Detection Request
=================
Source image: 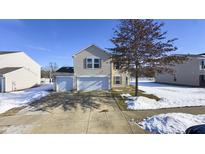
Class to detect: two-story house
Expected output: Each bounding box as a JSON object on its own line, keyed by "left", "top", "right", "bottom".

{"left": 155, "top": 53, "right": 205, "bottom": 87}
{"left": 54, "top": 44, "right": 130, "bottom": 92}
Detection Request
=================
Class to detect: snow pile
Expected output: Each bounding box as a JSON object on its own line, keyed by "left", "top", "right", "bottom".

{"left": 121, "top": 93, "right": 132, "bottom": 98}
{"left": 0, "top": 84, "right": 53, "bottom": 114}
{"left": 138, "top": 113, "right": 205, "bottom": 134}
{"left": 127, "top": 80, "right": 205, "bottom": 109}
{"left": 125, "top": 96, "right": 161, "bottom": 110}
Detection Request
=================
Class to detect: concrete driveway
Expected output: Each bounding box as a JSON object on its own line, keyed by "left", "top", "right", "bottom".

{"left": 0, "top": 91, "right": 145, "bottom": 134}
{"left": 2, "top": 91, "right": 204, "bottom": 134}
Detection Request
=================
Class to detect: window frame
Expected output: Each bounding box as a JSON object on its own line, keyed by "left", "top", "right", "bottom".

{"left": 94, "top": 58, "right": 100, "bottom": 68}
{"left": 114, "top": 76, "right": 122, "bottom": 85}
{"left": 201, "top": 60, "right": 205, "bottom": 70}
{"left": 202, "top": 75, "right": 205, "bottom": 82}
{"left": 85, "top": 57, "right": 101, "bottom": 69}
{"left": 86, "top": 58, "right": 93, "bottom": 69}
{"left": 114, "top": 62, "right": 120, "bottom": 70}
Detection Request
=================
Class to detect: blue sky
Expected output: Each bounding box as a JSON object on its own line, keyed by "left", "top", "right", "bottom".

{"left": 0, "top": 19, "right": 205, "bottom": 67}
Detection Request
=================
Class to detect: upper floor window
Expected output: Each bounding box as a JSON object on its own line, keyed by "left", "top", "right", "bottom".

{"left": 201, "top": 60, "right": 205, "bottom": 69}
{"left": 114, "top": 62, "right": 120, "bottom": 70}
{"left": 94, "top": 58, "right": 100, "bottom": 68}
{"left": 84, "top": 58, "right": 101, "bottom": 69}
{"left": 86, "top": 58, "right": 93, "bottom": 68}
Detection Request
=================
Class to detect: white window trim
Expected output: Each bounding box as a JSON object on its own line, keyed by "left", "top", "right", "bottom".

{"left": 201, "top": 59, "right": 205, "bottom": 70}
{"left": 86, "top": 57, "right": 101, "bottom": 69}
{"left": 94, "top": 58, "right": 101, "bottom": 69}
{"left": 86, "top": 58, "right": 93, "bottom": 69}
{"left": 114, "top": 76, "right": 122, "bottom": 85}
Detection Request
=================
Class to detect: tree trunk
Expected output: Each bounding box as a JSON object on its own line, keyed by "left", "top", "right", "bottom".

{"left": 135, "top": 68, "right": 138, "bottom": 96}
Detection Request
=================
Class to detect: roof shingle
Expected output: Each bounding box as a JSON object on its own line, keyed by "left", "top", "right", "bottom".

{"left": 56, "top": 67, "right": 74, "bottom": 73}
{"left": 0, "top": 67, "right": 22, "bottom": 75}
{"left": 0, "top": 51, "right": 19, "bottom": 55}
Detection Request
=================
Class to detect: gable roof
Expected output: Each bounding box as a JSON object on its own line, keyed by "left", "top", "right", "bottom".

{"left": 0, "top": 67, "right": 22, "bottom": 75}
{"left": 0, "top": 51, "right": 19, "bottom": 55}
{"left": 56, "top": 67, "right": 74, "bottom": 73}
{"left": 0, "top": 51, "right": 41, "bottom": 67}
{"left": 73, "top": 44, "right": 110, "bottom": 57}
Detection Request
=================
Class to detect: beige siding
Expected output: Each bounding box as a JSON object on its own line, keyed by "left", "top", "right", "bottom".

{"left": 4, "top": 68, "right": 40, "bottom": 92}
{"left": 74, "top": 45, "right": 111, "bottom": 76}
{"left": 155, "top": 57, "right": 205, "bottom": 86}
{"left": 111, "top": 63, "right": 130, "bottom": 87}
{"left": 73, "top": 45, "right": 130, "bottom": 89}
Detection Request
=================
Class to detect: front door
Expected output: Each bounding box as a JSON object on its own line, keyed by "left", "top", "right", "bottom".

{"left": 199, "top": 75, "right": 205, "bottom": 87}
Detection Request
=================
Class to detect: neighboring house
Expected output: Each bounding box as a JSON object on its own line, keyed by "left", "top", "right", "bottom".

{"left": 155, "top": 53, "right": 205, "bottom": 87}
{"left": 54, "top": 45, "right": 130, "bottom": 92}
{"left": 0, "top": 51, "right": 41, "bottom": 92}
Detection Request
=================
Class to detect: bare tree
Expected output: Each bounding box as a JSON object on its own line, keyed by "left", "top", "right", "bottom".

{"left": 42, "top": 62, "right": 59, "bottom": 82}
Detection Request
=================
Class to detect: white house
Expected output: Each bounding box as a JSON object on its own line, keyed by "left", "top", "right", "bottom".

{"left": 0, "top": 51, "right": 41, "bottom": 92}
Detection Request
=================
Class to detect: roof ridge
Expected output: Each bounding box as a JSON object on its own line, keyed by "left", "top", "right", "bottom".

{"left": 73, "top": 44, "right": 110, "bottom": 56}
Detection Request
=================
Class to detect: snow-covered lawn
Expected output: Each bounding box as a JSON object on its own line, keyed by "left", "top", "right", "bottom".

{"left": 0, "top": 84, "right": 53, "bottom": 114}
{"left": 138, "top": 113, "right": 205, "bottom": 134}
{"left": 126, "top": 80, "right": 205, "bottom": 110}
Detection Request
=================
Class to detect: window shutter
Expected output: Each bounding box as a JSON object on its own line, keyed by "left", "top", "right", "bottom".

{"left": 99, "top": 59, "right": 102, "bottom": 68}
{"left": 202, "top": 60, "right": 204, "bottom": 69}
{"left": 84, "top": 58, "right": 87, "bottom": 68}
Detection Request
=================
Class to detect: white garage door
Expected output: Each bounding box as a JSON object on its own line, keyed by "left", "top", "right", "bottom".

{"left": 77, "top": 76, "right": 109, "bottom": 91}
{"left": 55, "top": 76, "right": 73, "bottom": 92}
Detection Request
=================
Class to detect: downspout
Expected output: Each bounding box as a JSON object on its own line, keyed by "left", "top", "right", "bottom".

{"left": 0, "top": 76, "right": 5, "bottom": 93}
{"left": 110, "top": 59, "right": 112, "bottom": 90}
{"left": 72, "top": 55, "right": 77, "bottom": 91}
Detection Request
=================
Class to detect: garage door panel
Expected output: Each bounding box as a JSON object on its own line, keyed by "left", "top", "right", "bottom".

{"left": 77, "top": 76, "right": 109, "bottom": 91}
{"left": 56, "top": 76, "right": 73, "bottom": 92}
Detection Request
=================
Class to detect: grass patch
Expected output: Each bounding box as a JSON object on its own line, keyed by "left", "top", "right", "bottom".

{"left": 99, "top": 109, "right": 109, "bottom": 113}
{"left": 117, "top": 98, "right": 128, "bottom": 111}
{"left": 138, "top": 91, "right": 160, "bottom": 101}
{"left": 111, "top": 86, "right": 160, "bottom": 110}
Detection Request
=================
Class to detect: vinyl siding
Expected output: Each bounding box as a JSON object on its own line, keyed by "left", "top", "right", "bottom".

{"left": 73, "top": 45, "right": 111, "bottom": 76}
{"left": 0, "top": 52, "right": 41, "bottom": 84}
{"left": 111, "top": 62, "right": 130, "bottom": 87}
{"left": 155, "top": 57, "right": 205, "bottom": 86}
{"left": 4, "top": 68, "right": 40, "bottom": 92}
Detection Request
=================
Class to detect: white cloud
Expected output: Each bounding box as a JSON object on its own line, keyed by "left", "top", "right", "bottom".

{"left": 27, "top": 45, "right": 51, "bottom": 52}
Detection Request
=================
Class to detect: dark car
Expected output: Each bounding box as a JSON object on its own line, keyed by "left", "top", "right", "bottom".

{"left": 185, "top": 124, "right": 205, "bottom": 134}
